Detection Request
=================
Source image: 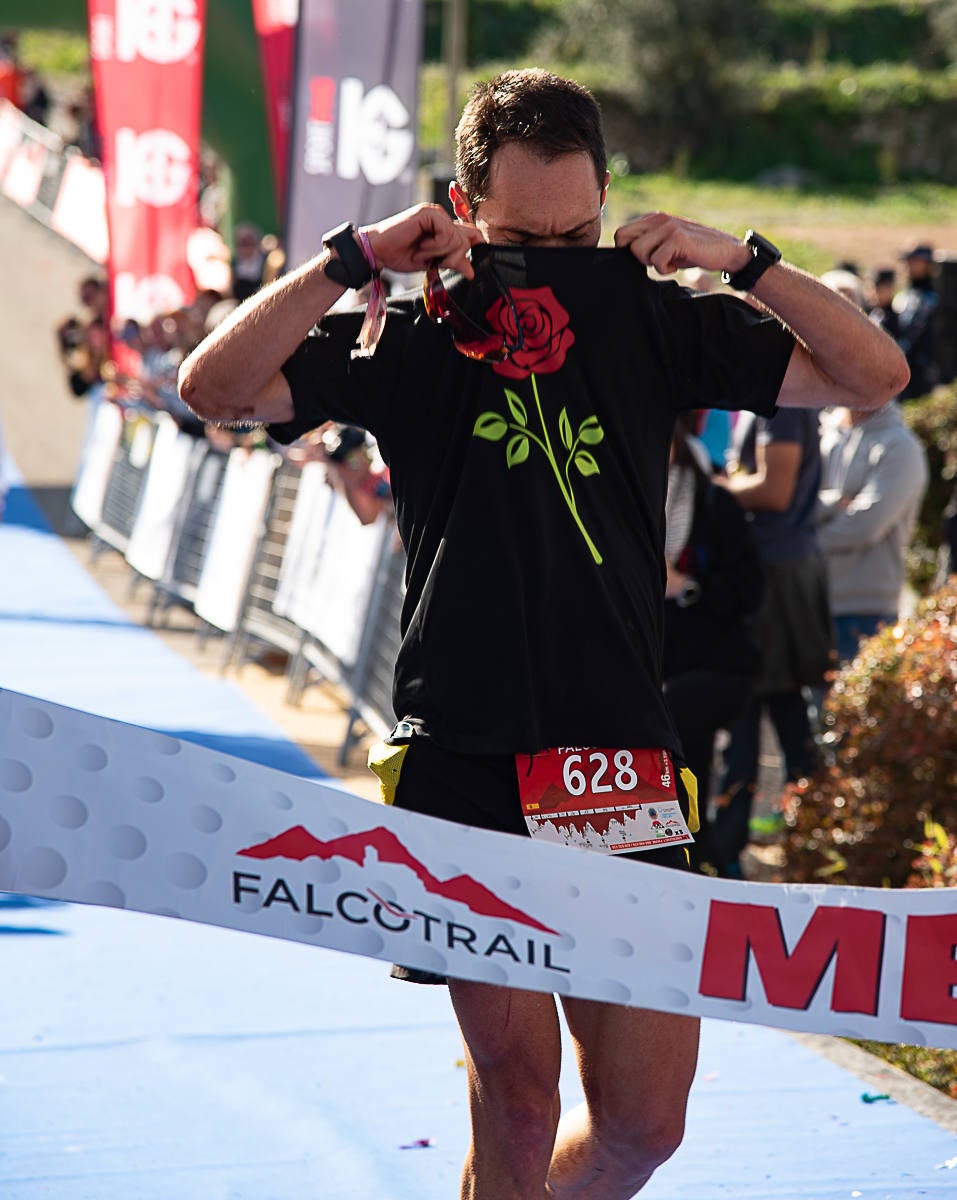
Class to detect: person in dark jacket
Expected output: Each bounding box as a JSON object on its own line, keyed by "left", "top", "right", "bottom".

{"left": 662, "top": 415, "right": 764, "bottom": 874}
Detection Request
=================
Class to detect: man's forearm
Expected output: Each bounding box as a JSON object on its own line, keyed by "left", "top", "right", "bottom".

{"left": 752, "top": 262, "right": 910, "bottom": 409}
{"left": 721, "top": 470, "right": 790, "bottom": 511}
{"left": 178, "top": 250, "right": 345, "bottom": 425}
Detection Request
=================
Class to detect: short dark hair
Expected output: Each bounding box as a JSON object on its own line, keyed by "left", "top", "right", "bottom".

{"left": 454, "top": 69, "right": 607, "bottom": 207}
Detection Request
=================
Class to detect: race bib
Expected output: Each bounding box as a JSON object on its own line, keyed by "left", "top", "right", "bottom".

{"left": 516, "top": 746, "right": 693, "bottom": 855}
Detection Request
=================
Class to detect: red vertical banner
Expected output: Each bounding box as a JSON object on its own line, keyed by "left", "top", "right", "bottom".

{"left": 251, "top": 0, "right": 298, "bottom": 220}
{"left": 88, "top": 0, "right": 206, "bottom": 322}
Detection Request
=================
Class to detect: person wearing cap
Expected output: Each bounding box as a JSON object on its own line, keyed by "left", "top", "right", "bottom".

{"left": 816, "top": 273, "right": 930, "bottom": 664}
{"left": 894, "top": 244, "right": 938, "bottom": 399}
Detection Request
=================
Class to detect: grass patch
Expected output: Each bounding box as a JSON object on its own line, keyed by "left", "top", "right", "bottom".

{"left": 601, "top": 174, "right": 957, "bottom": 273}
{"left": 607, "top": 173, "right": 957, "bottom": 229}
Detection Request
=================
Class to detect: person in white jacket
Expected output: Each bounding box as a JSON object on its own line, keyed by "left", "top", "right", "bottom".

{"left": 817, "top": 399, "right": 928, "bottom": 663}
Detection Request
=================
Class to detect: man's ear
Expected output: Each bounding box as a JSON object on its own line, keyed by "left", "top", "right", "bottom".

{"left": 449, "top": 182, "right": 473, "bottom": 223}
{"left": 600, "top": 170, "right": 611, "bottom": 208}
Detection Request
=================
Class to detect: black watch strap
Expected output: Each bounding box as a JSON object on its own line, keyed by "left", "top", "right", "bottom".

{"left": 322, "top": 222, "right": 374, "bottom": 290}
{"left": 722, "top": 230, "right": 782, "bottom": 292}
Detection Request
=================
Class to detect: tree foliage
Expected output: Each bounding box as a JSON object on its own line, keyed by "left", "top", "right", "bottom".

{"left": 534, "top": 0, "right": 773, "bottom": 164}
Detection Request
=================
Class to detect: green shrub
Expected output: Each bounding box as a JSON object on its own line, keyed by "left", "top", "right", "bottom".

{"left": 781, "top": 580, "right": 957, "bottom": 887}
{"left": 764, "top": 0, "right": 937, "bottom": 68}
{"left": 710, "top": 62, "right": 957, "bottom": 183}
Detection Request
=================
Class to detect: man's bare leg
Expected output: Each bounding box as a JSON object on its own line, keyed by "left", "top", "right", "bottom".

{"left": 449, "top": 978, "right": 564, "bottom": 1200}
{"left": 547, "top": 999, "right": 700, "bottom": 1199}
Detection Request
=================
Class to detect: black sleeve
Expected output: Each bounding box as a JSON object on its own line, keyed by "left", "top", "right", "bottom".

{"left": 266, "top": 302, "right": 415, "bottom": 445}
{"left": 656, "top": 284, "right": 795, "bottom": 418}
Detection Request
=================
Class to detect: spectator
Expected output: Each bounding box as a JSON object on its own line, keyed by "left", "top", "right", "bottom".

{"left": 816, "top": 270, "right": 930, "bottom": 663}
{"left": 63, "top": 84, "right": 100, "bottom": 161}
{"left": 820, "top": 268, "right": 863, "bottom": 310}
{"left": 868, "top": 267, "right": 900, "bottom": 340}
{"left": 662, "top": 415, "right": 764, "bottom": 874}
{"left": 817, "top": 402, "right": 928, "bottom": 663}
{"left": 56, "top": 314, "right": 109, "bottom": 398}
{"left": 19, "top": 67, "right": 51, "bottom": 125}
{"left": 713, "top": 402, "right": 833, "bottom": 877}
{"left": 0, "top": 32, "right": 20, "bottom": 105}
{"left": 321, "top": 424, "right": 393, "bottom": 525}
{"left": 134, "top": 315, "right": 204, "bottom": 435}
{"left": 895, "top": 244, "right": 938, "bottom": 400}
{"left": 78, "top": 275, "right": 108, "bottom": 321}
{"left": 187, "top": 225, "right": 232, "bottom": 296}
{"left": 230, "top": 223, "right": 268, "bottom": 303}
{"left": 260, "top": 233, "right": 287, "bottom": 287}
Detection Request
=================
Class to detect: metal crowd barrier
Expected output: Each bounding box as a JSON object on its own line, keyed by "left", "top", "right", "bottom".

{"left": 72, "top": 408, "right": 403, "bottom": 763}
{"left": 148, "top": 445, "right": 228, "bottom": 625}
{"left": 339, "top": 535, "right": 406, "bottom": 762}
{"left": 90, "top": 410, "right": 156, "bottom": 557}
{"left": 223, "top": 460, "right": 304, "bottom": 671}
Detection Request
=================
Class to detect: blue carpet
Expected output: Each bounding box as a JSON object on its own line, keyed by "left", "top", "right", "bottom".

{"left": 0, "top": 481, "right": 323, "bottom": 779}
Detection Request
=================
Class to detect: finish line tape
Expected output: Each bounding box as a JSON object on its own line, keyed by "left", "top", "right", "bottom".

{"left": 1, "top": 688, "right": 955, "bottom": 1049}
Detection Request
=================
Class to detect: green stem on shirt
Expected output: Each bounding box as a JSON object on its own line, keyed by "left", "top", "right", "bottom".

{"left": 531, "top": 373, "right": 602, "bottom": 565}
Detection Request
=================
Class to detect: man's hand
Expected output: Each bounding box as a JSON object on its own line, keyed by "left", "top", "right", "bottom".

{"left": 614, "top": 212, "right": 752, "bottom": 278}
{"left": 364, "top": 204, "right": 484, "bottom": 278}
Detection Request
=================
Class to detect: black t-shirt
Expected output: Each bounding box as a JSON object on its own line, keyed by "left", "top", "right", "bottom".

{"left": 270, "top": 244, "right": 795, "bottom": 756}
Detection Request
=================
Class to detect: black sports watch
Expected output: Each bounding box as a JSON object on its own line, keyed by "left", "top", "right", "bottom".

{"left": 722, "top": 230, "right": 782, "bottom": 292}
{"left": 322, "top": 222, "right": 374, "bottom": 289}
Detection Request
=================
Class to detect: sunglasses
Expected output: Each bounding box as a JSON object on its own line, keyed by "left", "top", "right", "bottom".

{"left": 423, "top": 261, "right": 525, "bottom": 363}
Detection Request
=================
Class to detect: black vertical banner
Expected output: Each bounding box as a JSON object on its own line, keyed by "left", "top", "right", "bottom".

{"left": 285, "top": 0, "right": 424, "bottom": 270}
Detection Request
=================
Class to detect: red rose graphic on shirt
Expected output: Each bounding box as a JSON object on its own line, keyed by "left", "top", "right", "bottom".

{"left": 485, "top": 287, "right": 575, "bottom": 379}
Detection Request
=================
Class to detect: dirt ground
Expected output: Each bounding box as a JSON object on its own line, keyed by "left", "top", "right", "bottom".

{"left": 776, "top": 221, "right": 957, "bottom": 274}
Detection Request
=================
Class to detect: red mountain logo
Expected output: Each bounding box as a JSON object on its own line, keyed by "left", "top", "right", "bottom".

{"left": 237, "top": 824, "right": 558, "bottom": 935}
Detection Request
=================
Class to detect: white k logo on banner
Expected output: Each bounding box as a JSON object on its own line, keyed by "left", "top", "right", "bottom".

{"left": 335, "top": 79, "right": 414, "bottom": 185}
{"left": 91, "top": 0, "right": 203, "bottom": 63}
{"left": 2, "top": 688, "right": 955, "bottom": 1051}
{"left": 113, "top": 272, "right": 186, "bottom": 323}
{"left": 116, "top": 0, "right": 203, "bottom": 63}
{"left": 114, "top": 127, "right": 193, "bottom": 207}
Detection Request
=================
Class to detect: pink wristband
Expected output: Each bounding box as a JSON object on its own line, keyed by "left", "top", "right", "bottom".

{"left": 357, "top": 229, "right": 379, "bottom": 275}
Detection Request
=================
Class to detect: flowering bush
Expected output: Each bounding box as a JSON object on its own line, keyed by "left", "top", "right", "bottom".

{"left": 906, "top": 819, "right": 957, "bottom": 889}
{"left": 782, "top": 580, "right": 957, "bottom": 887}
